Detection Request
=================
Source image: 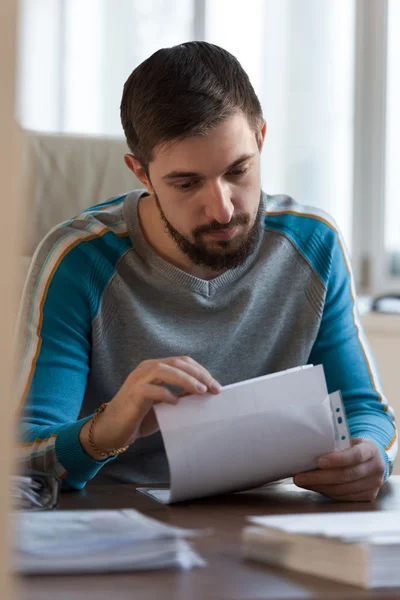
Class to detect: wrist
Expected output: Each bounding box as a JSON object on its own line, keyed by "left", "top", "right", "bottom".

{"left": 357, "top": 435, "right": 390, "bottom": 480}
{"left": 79, "top": 418, "right": 109, "bottom": 461}
{"left": 79, "top": 404, "right": 129, "bottom": 461}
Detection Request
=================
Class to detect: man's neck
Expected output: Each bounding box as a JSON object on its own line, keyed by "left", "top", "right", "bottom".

{"left": 137, "top": 194, "right": 225, "bottom": 281}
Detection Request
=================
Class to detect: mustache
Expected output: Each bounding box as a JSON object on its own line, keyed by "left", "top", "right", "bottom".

{"left": 193, "top": 214, "right": 250, "bottom": 237}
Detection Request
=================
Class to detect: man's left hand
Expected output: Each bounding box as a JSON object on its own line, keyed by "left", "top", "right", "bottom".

{"left": 293, "top": 438, "right": 385, "bottom": 501}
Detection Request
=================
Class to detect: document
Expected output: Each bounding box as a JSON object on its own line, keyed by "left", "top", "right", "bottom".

{"left": 243, "top": 511, "right": 400, "bottom": 588}
{"left": 248, "top": 510, "right": 400, "bottom": 541}
{"left": 13, "top": 509, "right": 206, "bottom": 574}
{"left": 139, "top": 365, "right": 350, "bottom": 503}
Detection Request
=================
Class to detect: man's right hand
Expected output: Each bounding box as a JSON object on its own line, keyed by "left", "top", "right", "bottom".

{"left": 79, "top": 356, "right": 221, "bottom": 460}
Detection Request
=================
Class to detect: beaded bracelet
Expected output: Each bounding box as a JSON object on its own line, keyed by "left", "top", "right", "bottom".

{"left": 88, "top": 402, "right": 129, "bottom": 458}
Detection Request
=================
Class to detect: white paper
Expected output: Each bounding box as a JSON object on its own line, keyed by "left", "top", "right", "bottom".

{"left": 13, "top": 509, "right": 206, "bottom": 574}
{"left": 248, "top": 511, "right": 400, "bottom": 542}
{"left": 154, "top": 365, "right": 349, "bottom": 503}
{"left": 138, "top": 488, "right": 172, "bottom": 504}
{"left": 16, "top": 538, "right": 205, "bottom": 574}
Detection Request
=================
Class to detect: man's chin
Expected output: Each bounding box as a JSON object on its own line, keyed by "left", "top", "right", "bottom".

{"left": 189, "top": 246, "right": 252, "bottom": 271}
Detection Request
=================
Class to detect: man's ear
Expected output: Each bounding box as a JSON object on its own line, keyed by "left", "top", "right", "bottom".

{"left": 256, "top": 121, "right": 267, "bottom": 152}
{"left": 124, "top": 154, "right": 153, "bottom": 193}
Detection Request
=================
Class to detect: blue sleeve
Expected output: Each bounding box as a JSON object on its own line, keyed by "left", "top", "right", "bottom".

{"left": 309, "top": 233, "right": 397, "bottom": 479}
{"left": 16, "top": 236, "right": 115, "bottom": 490}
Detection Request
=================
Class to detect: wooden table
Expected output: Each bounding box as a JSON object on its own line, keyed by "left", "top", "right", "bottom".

{"left": 18, "top": 476, "right": 400, "bottom": 600}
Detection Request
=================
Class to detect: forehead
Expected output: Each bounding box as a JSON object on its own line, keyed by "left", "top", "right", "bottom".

{"left": 150, "top": 113, "right": 257, "bottom": 176}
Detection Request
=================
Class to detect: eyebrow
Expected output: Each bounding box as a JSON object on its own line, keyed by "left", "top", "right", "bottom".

{"left": 162, "top": 153, "right": 256, "bottom": 180}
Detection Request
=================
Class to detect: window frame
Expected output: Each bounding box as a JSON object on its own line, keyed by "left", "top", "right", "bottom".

{"left": 352, "top": 0, "right": 400, "bottom": 296}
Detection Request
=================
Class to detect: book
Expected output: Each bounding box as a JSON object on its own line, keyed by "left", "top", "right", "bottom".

{"left": 138, "top": 365, "right": 350, "bottom": 503}
{"left": 13, "top": 509, "right": 206, "bottom": 574}
{"left": 242, "top": 511, "right": 400, "bottom": 589}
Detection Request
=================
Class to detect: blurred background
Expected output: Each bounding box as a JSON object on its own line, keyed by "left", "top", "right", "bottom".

{"left": 16, "top": 0, "right": 400, "bottom": 298}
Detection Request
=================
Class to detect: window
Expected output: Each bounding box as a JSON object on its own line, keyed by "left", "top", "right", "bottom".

{"left": 352, "top": 0, "right": 400, "bottom": 294}
{"left": 17, "top": 0, "right": 195, "bottom": 136}
{"left": 206, "top": 0, "right": 355, "bottom": 247}
{"left": 385, "top": 0, "right": 400, "bottom": 278}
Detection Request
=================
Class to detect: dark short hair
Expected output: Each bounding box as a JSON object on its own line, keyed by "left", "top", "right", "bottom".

{"left": 120, "top": 41, "right": 263, "bottom": 170}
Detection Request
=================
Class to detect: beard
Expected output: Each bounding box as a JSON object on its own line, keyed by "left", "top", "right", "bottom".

{"left": 153, "top": 191, "right": 264, "bottom": 272}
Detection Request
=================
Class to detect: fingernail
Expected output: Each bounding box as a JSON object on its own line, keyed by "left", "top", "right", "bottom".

{"left": 196, "top": 383, "right": 207, "bottom": 393}
{"left": 210, "top": 381, "right": 222, "bottom": 393}
{"left": 318, "top": 458, "right": 330, "bottom": 468}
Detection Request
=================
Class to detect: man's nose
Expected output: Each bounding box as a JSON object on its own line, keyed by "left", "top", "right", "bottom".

{"left": 203, "top": 181, "right": 234, "bottom": 224}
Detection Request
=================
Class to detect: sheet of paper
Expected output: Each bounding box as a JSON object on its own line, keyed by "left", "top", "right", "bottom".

{"left": 137, "top": 479, "right": 295, "bottom": 505}
{"left": 155, "top": 365, "right": 348, "bottom": 503}
{"left": 137, "top": 487, "right": 172, "bottom": 504}
{"left": 248, "top": 511, "right": 400, "bottom": 541}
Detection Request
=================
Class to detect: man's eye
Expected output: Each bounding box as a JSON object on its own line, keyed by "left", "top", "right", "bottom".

{"left": 176, "top": 180, "right": 198, "bottom": 191}
{"left": 227, "top": 166, "right": 249, "bottom": 177}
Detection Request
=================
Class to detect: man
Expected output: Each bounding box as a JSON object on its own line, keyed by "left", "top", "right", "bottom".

{"left": 17, "top": 42, "right": 396, "bottom": 500}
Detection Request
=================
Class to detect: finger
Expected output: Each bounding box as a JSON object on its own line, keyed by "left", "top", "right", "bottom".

{"left": 294, "top": 460, "right": 373, "bottom": 487}
{"left": 141, "top": 383, "right": 179, "bottom": 404}
{"left": 138, "top": 408, "right": 159, "bottom": 438}
{"left": 163, "top": 357, "right": 221, "bottom": 393}
{"left": 331, "top": 487, "right": 381, "bottom": 502}
{"left": 318, "top": 440, "right": 375, "bottom": 469}
{"left": 295, "top": 472, "right": 383, "bottom": 498}
{"left": 145, "top": 362, "right": 210, "bottom": 395}
{"left": 130, "top": 384, "right": 179, "bottom": 422}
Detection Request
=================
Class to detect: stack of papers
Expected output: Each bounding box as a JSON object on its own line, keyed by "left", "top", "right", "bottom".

{"left": 243, "top": 511, "right": 400, "bottom": 589}
{"left": 140, "top": 365, "right": 350, "bottom": 503}
{"left": 13, "top": 509, "right": 206, "bottom": 574}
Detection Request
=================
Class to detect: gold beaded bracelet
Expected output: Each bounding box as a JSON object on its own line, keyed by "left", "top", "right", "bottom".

{"left": 88, "top": 402, "right": 129, "bottom": 458}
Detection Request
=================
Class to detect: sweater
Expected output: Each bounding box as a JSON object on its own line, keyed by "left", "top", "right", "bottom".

{"left": 16, "top": 190, "right": 397, "bottom": 488}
